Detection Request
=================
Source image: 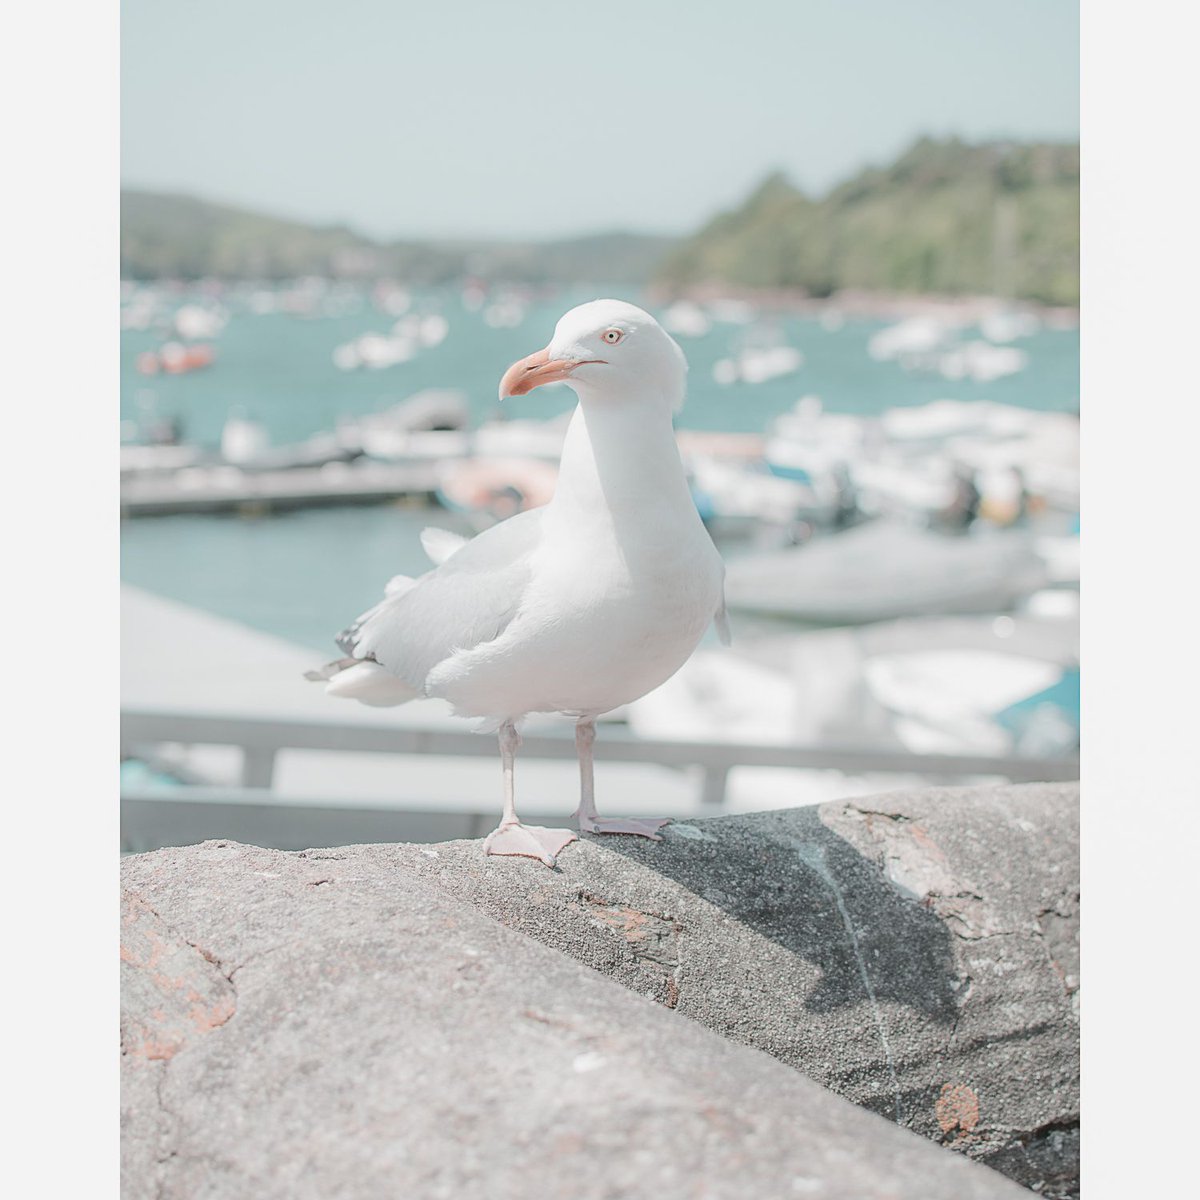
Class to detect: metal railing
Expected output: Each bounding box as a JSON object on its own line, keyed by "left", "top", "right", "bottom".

{"left": 121, "top": 707, "right": 1080, "bottom": 809}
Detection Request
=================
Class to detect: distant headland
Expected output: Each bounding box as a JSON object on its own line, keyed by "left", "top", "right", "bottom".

{"left": 122, "top": 137, "right": 1078, "bottom": 307}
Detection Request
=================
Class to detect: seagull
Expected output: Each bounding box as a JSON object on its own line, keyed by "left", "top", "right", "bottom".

{"left": 307, "top": 299, "right": 730, "bottom": 867}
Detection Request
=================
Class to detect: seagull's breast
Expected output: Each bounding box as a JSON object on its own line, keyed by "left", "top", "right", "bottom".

{"left": 427, "top": 516, "right": 722, "bottom": 719}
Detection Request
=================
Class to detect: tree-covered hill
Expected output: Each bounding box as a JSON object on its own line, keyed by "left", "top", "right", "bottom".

{"left": 120, "top": 190, "right": 677, "bottom": 285}
{"left": 123, "top": 139, "right": 1078, "bottom": 303}
{"left": 654, "top": 139, "right": 1079, "bottom": 306}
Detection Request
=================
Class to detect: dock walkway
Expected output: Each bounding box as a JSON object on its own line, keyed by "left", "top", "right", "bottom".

{"left": 120, "top": 460, "right": 441, "bottom": 516}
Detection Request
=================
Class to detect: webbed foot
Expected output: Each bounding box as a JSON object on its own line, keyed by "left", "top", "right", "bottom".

{"left": 483, "top": 822, "right": 578, "bottom": 868}
{"left": 578, "top": 816, "right": 670, "bottom": 840}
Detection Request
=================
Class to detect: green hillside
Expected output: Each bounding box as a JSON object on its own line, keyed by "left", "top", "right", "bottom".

{"left": 655, "top": 138, "right": 1079, "bottom": 305}
{"left": 120, "top": 190, "right": 676, "bottom": 284}
{"left": 123, "top": 139, "right": 1078, "bottom": 302}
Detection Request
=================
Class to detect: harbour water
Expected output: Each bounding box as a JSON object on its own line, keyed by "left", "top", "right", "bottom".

{"left": 122, "top": 285, "right": 1079, "bottom": 445}
{"left": 121, "top": 283, "right": 1078, "bottom": 650}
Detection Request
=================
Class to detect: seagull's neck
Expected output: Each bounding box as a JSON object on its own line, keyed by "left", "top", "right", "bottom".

{"left": 548, "top": 388, "right": 696, "bottom": 540}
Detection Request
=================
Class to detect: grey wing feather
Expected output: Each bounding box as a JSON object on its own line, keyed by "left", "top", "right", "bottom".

{"left": 335, "top": 604, "right": 385, "bottom": 657}
{"left": 336, "top": 508, "right": 543, "bottom": 691}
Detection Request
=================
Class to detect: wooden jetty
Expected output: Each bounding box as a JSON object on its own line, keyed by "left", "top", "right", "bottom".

{"left": 120, "top": 459, "right": 441, "bottom": 516}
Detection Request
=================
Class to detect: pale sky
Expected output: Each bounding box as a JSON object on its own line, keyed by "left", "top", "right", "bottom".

{"left": 121, "top": 0, "right": 1079, "bottom": 240}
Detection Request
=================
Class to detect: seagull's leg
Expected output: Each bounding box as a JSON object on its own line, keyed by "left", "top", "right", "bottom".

{"left": 483, "top": 719, "right": 578, "bottom": 868}
{"left": 572, "top": 718, "right": 670, "bottom": 840}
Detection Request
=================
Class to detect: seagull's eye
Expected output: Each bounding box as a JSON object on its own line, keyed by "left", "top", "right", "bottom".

{"left": 602, "top": 328, "right": 624, "bottom": 345}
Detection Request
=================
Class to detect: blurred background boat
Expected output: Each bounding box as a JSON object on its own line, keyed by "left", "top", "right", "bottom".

{"left": 724, "top": 520, "right": 1053, "bottom": 622}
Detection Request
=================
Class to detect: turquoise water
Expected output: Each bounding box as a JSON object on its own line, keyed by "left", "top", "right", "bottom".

{"left": 122, "top": 505, "right": 481, "bottom": 653}
{"left": 121, "top": 286, "right": 1079, "bottom": 445}
{"left": 121, "top": 286, "right": 1078, "bottom": 651}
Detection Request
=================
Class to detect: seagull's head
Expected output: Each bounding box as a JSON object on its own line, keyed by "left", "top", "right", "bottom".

{"left": 499, "top": 299, "right": 687, "bottom": 410}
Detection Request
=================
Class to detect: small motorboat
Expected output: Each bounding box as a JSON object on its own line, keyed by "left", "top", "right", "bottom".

{"left": 136, "top": 342, "right": 216, "bottom": 375}
{"left": 724, "top": 519, "right": 1048, "bottom": 624}
{"left": 661, "top": 301, "right": 712, "bottom": 338}
{"left": 713, "top": 343, "right": 804, "bottom": 385}
{"left": 340, "top": 391, "right": 470, "bottom": 460}
{"left": 436, "top": 457, "right": 558, "bottom": 520}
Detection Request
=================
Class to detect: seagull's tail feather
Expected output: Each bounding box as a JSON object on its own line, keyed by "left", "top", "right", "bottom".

{"left": 304, "top": 657, "right": 359, "bottom": 683}
{"left": 304, "top": 658, "right": 419, "bottom": 707}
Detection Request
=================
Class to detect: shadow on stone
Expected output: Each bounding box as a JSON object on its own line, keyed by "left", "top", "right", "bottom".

{"left": 383, "top": 783, "right": 1079, "bottom": 1199}
{"left": 593, "top": 806, "right": 961, "bottom": 1024}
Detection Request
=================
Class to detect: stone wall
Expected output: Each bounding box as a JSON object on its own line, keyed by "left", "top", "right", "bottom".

{"left": 121, "top": 782, "right": 1077, "bottom": 1198}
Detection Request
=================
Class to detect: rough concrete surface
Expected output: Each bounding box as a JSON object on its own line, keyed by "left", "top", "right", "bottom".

{"left": 390, "top": 782, "right": 1080, "bottom": 1198}
{"left": 122, "top": 836, "right": 1029, "bottom": 1200}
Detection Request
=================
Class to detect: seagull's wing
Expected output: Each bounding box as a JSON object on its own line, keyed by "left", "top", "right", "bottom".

{"left": 337, "top": 507, "right": 544, "bottom": 692}
{"left": 419, "top": 526, "right": 468, "bottom": 566}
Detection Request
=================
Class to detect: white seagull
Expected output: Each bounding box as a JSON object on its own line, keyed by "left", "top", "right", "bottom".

{"left": 307, "top": 299, "right": 730, "bottom": 867}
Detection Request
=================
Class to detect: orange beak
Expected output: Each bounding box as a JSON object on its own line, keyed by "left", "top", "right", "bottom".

{"left": 499, "top": 346, "right": 585, "bottom": 399}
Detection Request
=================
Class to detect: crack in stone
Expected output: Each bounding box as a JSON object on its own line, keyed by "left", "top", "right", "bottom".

{"left": 848, "top": 806, "right": 915, "bottom": 824}
{"left": 129, "top": 890, "right": 239, "bottom": 986}
{"left": 121, "top": 891, "right": 241, "bottom": 1066}
{"left": 150, "top": 1060, "right": 183, "bottom": 1199}
{"left": 124, "top": 897, "right": 292, "bottom": 1196}
{"left": 789, "top": 839, "right": 905, "bottom": 1125}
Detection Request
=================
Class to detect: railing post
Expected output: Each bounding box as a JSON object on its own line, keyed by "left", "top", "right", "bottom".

{"left": 241, "top": 747, "right": 277, "bottom": 789}
{"left": 700, "top": 766, "right": 730, "bottom": 809}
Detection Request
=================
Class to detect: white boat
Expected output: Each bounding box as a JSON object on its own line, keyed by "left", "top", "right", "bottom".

{"left": 713, "top": 343, "right": 804, "bottom": 385}
{"left": 884, "top": 401, "right": 1079, "bottom": 512}
{"left": 689, "top": 456, "right": 836, "bottom": 527}
{"left": 120, "top": 443, "right": 204, "bottom": 475}
{"left": 979, "top": 310, "right": 1040, "bottom": 343}
{"left": 390, "top": 312, "right": 449, "bottom": 348}
{"left": 333, "top": 331, "right": 417, "bottom": 370}
{"left": 870, "top": 316, "right": 1028, "bottom": 381}
{"left": 769, "top": 397, "right": 866, "bottom": 451}
{"left": 172, "top": 303, "right": 227, "bottom": 341}
{"left": 864, "top": 649, "right": 1063, "bottom": 755}
{"left": 724, "top": 520, "right": 1048, "bottom": 623}
{"left": 764, "top": 397, "right": 867, "bottom": 505}
{"left": 849, "top": 457, "right": 958, "bottom": 519}
{"left": 217, "top": 429, "right": 363, "bottom": 472}
{"left": 629, "top": 608, "right": 1077, "bottom": 763}
{"left": 220, "top": 415, "right": 271, "bottom": 465}
{"left": 927, "top": 340, "right": 1029, "bottom": 383}
{"left": 662, "top": 301, "right": 712, "bottom": 338}
{"left": 880, "top": 399, "right": 1035, "bottom": 445}
{"left": 472, "top": 414, "right": 571, "bottom": 461}
{"left": 867, "top": 316, "right": 957, "bottom": 361}
{"left": 337, "top": 390, "right": 469, "bottom": 460}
